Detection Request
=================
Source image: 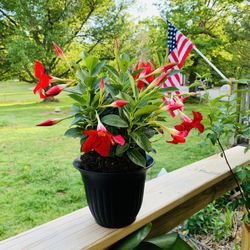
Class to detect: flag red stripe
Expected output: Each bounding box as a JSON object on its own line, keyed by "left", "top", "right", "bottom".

{"left": 178, "top": 38, "right": 188, "bottom": 57}
{"left": 169, "top": 50, "right": 179, "bottom": 63}
{"left": 175, "top": 73, "right": 181, "bottom": 84}
{"left": 178, "top": 43, "right": 194, "bottom": 68}
{"left": 176, "top": 33, "right": 182, "bottom": 43}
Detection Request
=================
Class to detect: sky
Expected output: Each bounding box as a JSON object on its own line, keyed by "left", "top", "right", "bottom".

{"left": 127, "top": 0, "right": 160, "bottom": 20}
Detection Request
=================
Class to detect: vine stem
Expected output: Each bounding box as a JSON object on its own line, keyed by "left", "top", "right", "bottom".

{"left": 217, "top": 138, "right": 250, "bottom": 215}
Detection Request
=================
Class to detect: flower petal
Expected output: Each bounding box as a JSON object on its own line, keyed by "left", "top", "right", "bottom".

{"left": 34, "top": 61, "right": 44, "bottom": 78}
{"left": 167, "top": 135, "right": 186, "bottom": 144}
{"left": 112, "top": 135, "right": 125, "bottom": 146}
{"left": 81, "top": 135, "right": 97, "bottom": 153}
{"left": 192, "top": 111, "right": 203, "bottom": 122}
{"left": 94, "top": 135, "right": 111, "bottom": 157}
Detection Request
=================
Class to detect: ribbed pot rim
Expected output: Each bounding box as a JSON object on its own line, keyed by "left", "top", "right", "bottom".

{"left": 73, "top": 154, "right": 154, "bottom": 175}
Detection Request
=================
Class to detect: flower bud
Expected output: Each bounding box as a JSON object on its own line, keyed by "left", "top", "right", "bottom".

{"left": 100, "top": 78, "right": 104, "bottom": 90}
{"left": 36, "top": 119, "right": 62, "bottom": 126}
{"left": 53, "top": 42, "right": 65, "bottom": 59}
{"left": 45, "top": 84, "right": 67, "bottom": 97}
{"left": 110, "top": 100, "right": 129, "bottom": 107}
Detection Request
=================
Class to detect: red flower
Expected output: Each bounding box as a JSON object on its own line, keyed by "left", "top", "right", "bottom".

{"left": 53, "top": 42, "right": 65, "bottom": 59}
{"left": 167, "top": 134, "right": 186, "bottom": 144}
{"left": 33, "top": 61, "right": 53, "bottom": 99}
{"left": 110, "top": 100, "right": 129, "bottom": 107}
{"left": 45, "top": 84, "right": 66, "bottom": 97}
{"left": 82, "top": 118, "right": 125, "bottom": 157}
{"left": 36, "top": 119, "right": 61, "bottom": 126}
{"left": 134, "top": 61, "right": 154, "bottom": 89}
{"left": 166, "top": 98, "right": 184, "bottom": 117}
{"left": 191, "top": 111, "right": 204, "bottom": 133}
{"left": 165, "top": 127, "right": 187, "bottom": 144}
{"left": 175, "top": 111, "right": 204, "bottom": 136}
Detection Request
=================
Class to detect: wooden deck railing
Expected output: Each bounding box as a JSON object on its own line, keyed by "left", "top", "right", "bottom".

{"left": 1, "top": 145, "right": 250, "bottom": 250}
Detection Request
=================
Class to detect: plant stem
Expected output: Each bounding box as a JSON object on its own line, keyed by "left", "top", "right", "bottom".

{"left": 217, "top": 138, "right": 250, "bottom": 214}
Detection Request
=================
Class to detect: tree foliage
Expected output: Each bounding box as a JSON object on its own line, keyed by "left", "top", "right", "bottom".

{"left": 0, "top": 0, "right": 130, "bottom": 82}
{"left": 151, "top": 0, "right": 249, "bottom": 82}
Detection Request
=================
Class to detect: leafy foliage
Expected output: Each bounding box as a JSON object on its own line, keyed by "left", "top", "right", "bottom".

{"left": 185, "top": 201, "right": 234, "bottom": 242}
{"left": 111, "top": 223, "right": 193, "bottom": 250}
{"left": 236, "top": 165, "right": 250, "bottom": 221}
{"left": 0, "top": 0, "right": 129, "bottom": 81}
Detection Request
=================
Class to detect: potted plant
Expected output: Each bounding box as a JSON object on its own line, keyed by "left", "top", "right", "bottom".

{"left": 33, "top": 41, "right": 204, "bottom": 228}
{"left": 202, "top": 82, "right": 250, "bottom": 248}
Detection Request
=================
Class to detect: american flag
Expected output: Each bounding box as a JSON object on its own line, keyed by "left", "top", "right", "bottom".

{"left": 163, "top": 20, "right": 194, "bottom": 89}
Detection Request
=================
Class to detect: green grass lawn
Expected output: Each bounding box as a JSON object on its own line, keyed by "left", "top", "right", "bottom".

{"left": 0, "top": 80, "right": 218, "bottom": 240}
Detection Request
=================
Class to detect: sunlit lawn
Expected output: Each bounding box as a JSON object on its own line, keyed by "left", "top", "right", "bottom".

{"left": 0, "top": 80, "right": 218, "bottom": 240}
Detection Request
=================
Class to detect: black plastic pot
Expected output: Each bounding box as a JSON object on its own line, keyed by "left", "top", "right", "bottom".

{"left": 73, "top": 155, "right": 154, "bottom": 228}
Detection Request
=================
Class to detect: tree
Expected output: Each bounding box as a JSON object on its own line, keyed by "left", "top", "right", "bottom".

{"left": 0, "top": 0, "right": 130, "bottom": 82}
{"left": 154, "top": 0, "right": 249, "bottom": 83}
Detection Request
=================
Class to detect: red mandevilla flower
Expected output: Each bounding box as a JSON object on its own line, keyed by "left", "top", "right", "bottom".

{"left": 33, "top": 61, "right": 53, "bottom": 99}
{"left": 45, "top": 84, "right": 66, "bottom": 97}
{"left": 167, "top": 134, "right": 186, "bottom": 144}
{"left": 82, "top": 117, "right": 125, "bottom": 157}
{"left": 175, "top": 111, "right": 204, "bottom": 136}
{"left": 134, "top": 61, "right": 154, "bottom": 89}
{"left": 166, "top": 99, "right": 184, "bottom": 118}
{"left": 165, "top": 127, "right": 188, "bottom": 144}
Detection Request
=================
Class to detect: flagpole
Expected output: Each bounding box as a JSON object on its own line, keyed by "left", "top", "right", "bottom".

{"left": 193, "top": 46, "right": 229, "bottom": 82}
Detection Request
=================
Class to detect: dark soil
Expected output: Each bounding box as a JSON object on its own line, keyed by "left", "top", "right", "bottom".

{"left": 79, "top": 151, "right": 141, "bottom": 173}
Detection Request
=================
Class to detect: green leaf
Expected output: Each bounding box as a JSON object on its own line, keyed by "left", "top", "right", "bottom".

{"left": 116, "top": 91, "right": 134, "bottom": 105}
{"left": 92, "top": 61, "right": 105, "bottom": 76}
{"left": 128, "top": 73, "right": 138, "bottom": 99}
{"left": 158, "top": 87, "right": 179, "bottom": 92}
{"left": 127, "top": 149, "right": 146, "bottom": 167}
{"left": 146, "top": 233, "right": 193, "bottom": 250}
{"left": 82, "top": 92, "right": 91, "bottom": 106}
{"left": 105, "top": 65, "right": 119, "bottom": 79}
{"left": 134, "top": 105, "right": 159, "bottom": 117}
{"left": 135, "top": 242, "right": 161, "bottom": 250}
{"left": 188, "top": 81, "right": 201, "bottom": 88}
{"left": 111, "top": 224, "right": 152, "bottom": 250}
{"left": 210, "top": 95, "right": 228, "bottom": 105}
{"left": 131, "top": 131, "right": 152, "bottom": 152}
{"left": 84, "top": 56, "right": 99, "bottom": 74}
{"left": 71, "top": 116, "right": 83, "bottom": 125}
{"left": 207, "top": 133, "right": 217, "bottom": 145}
{"left": 101, "top": 114, "right": 128, "bottom": 128}
{"left": 168, "top": 69, "right": 180, "bottom": 76}
{"left": 139, "top": 128, "right": 156, "bottom": 139}
{"left": 64, "top": 87, "right": 82, "bottom": 95}
{"left": 84, "top": 76, "right": 97, "bottom": 88}
{"left": 76, "top": 69, "right": 88, "bottom": 83}
{"left": 64, "top": 127, "right": 83, "bottom": 138}
{"left": 116, "top": 143, "right": 129, "bottom": 157}
{"left": 71, "top": 104, "right": 81, "bottom": 115}
{"left": 68, "top": 93, "right": 83, "bottom": 103}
